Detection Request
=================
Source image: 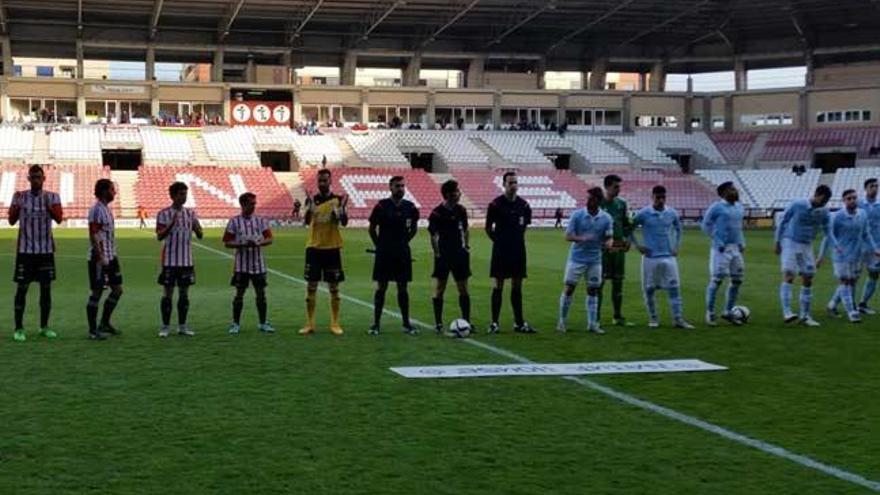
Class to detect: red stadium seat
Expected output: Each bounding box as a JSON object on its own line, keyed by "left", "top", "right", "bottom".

{"left": 0, "top": 164, "right": 115, "bottom": 219}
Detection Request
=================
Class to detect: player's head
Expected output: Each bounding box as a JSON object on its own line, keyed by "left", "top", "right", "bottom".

{"left": 441, "top": 179, "right": 460, "bottom": 204}
{"left": 843, "top": 188, "right": 858, "bottom": 211}
{"left": 502, "top": 171, "right": 518, "bottom": 197}
{"left": 317, "top": 169, "right": 332, "bottom": 194}
{"left": 27, "top": 165, "right": 45, "bottom": 191}
{"left": 651, "top": 185, "right": 667, "bottom": 209}
{"left": 865, "top": 178, "right": 878, "bottom": 199}
{"left": 389, "top": 175, "right": 406, "bottom": 200}
{"left": 169, "top": 181, "right": 188, "bottom": 207}
{"left": 239, "top": 192, "right": 256, "bottom": 216}
{"left": 717, "top": 181, "right": 739, "bottom": 203}
{"left": 811, "top": 185, "right": 832, "bottom": 207}
{"left": 586, "top": 187, "right": 604, "bottom": 210}
{"left": 603, "top": 174, "right": 622, "bottom": 199}
{"left": 94, "top": 178, "right": 116, "bottom": 203}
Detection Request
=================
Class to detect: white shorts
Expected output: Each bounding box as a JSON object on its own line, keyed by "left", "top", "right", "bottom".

{"left": 863, "top": 249, "right": 880, "bottom": 273}
{"left": 564, "top": 260, "right": 603, "bottom": 288}
{"left": 709, "top": 245, "right": 745, "bottom": 280}
{"left": 780, "top": 239, "right": 816, "bottom": 276}
{"left": 833, "top": 261, "right": 862, "bottom": 280}
{"left": 641, "top": 256, "right": 681, "bottom": 291}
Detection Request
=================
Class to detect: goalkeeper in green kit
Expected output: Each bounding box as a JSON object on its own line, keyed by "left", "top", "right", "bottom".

{"left": 599, "top": 174, "right": 634, "bottom": 326}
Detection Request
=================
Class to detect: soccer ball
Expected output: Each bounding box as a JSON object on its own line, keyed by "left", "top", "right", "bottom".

{"left": 447, "top": 319, "right": 472, "bottom": 338}
{"left": 730, "top": 305, "right": 751, "bottom": 323}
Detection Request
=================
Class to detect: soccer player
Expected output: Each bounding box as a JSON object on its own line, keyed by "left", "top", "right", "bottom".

{"left": 224, "top": 192, "right": 274, "bottom": 335}
{"left": 428, "top": 179, "right": 471, "bottom": 333}
{"left": 774, "top": 185, "right": 832, "bottom": 327}
{"left": 598, "top": 174, "right": 634, "bottom": 327}
{"left": 486, "top": 171, "right": 535, "bottom": 334}
{"left": 368, "top": 176, "right": 419, "bottom": 336}
{"left": 155, "top": 182, "right": 203, "bottom": 337}
{"left": 300, "top": 169, "right": 348, "bottom": 336}
{"left": 557, "top": 187, "right": 613, "bottom": 334}
{"left": 702, "top": 181, "right": 746, "bottom": 326}
{"left": 628, "top": 185, "right": 695, "bottom": 329}
{"left": 86, "top": 179, "right": 123, "bottom": 340}
{"left": 858, "top": 178, "right": 880, "bottom": 313}
{"left": 820, "top": 189, "right": 879, "bottom": 323}
{"left": 8, "top": 165, "right": 63, "bottom": 342}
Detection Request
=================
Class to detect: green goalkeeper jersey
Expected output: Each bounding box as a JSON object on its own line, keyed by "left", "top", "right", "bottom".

{"left": 600, "top": 196, "right": 632, "bottom": 241}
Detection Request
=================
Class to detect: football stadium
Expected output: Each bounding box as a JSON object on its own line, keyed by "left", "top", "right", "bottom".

{"left": 1, "top": 0, "right": 879, "bottom": 493}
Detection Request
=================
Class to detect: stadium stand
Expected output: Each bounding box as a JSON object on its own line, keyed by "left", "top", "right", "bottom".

{"left": 0, "top": 126, "right": 35, "bottom": 161}
{"left": 831, "top": 167, "right": 880, "bottom": 199}
{"left": 735, "top": 168, "right": 821, "bottom": 209}
{"left": 100, "top": 127, "right": 142, "bottom": 147}
{"left": 49, "top": 127, "right": 101, "bottom": 163}
{"left": 583, "top": 171, "right": 717, "bottom": 210}
{"left": 477, "top": 133, "right": 561, "bottom": 166}
{"left": 453, "top": 170, "right": 586, "bottom": 217}
{"left": 141, "top": 128, "right": 194, "bottom": 164}
{"left": 760, "top": 128, "right": 880, "bottom": 162}
{"left": 289, "top": 134, "right": 344, "bottom": 166}
{"left": 299, "top": 168, "right": 442, "bottom": 219}
{"left": 202, "top": 127, "right": 260, "bottom": 165}
{"left": 695, "top": 169, "right": 756, "bottom": 207}
{"left": 135, "top": 166, "right": 292, "bottom": 218}
{"left": 708, "top": 132, "right": 757, "bottom": 164}
{"left": 343, "top": 133, "right": 409, "bottom": 165}
{"left": 343, "top": 131, "right": 488, "bottom": 167}
{"left": 0, "top": 164, "right": 115, "bottom": 218}
{"left": 608, "top": 131, "right": 726, "bottom": 165}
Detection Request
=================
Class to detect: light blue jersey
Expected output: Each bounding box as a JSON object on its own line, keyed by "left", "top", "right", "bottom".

{"left": 566, "top": 207, "right": 613, "bottom": 265}
{"left": 775, "top": 199, "right": 831, "bottom": 244}
{"left": 630, "top": 205, "right": 682, "bottom": 259}
{"left": 820, "top": 208, "right": 877, "bottom": 263}
{"left": 860, "top": 197, "right": 880, "bottom": 253}
{"left": 701, "top": 200, "right": 745, "bottom": 249}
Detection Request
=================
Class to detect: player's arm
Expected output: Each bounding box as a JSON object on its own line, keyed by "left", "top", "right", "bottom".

{"left": 428, "top": 213, "right": 441, "bottom": 257}
{"left": 671, "top": 212, "right": 682, "bottom": 256}
{"left": 817, "top": 214, "right": 836, "bottom": 267}
{"left": 368, "top": 204, "right": 381, "bottom": 247}
{"left": 737, "top": 205, "right": 747, "bottom": 252}
{"left": 156, "top": 211, "right": 177, "bottom": 241}
{"left": 303, "top": 194, "right": 314, "bottom": 225}
{"left": 627, "top": 212, "right": 647, "bottom": 255}
{"left": 602, "top": 221, "right": 614, "bottom": 250}
{"left": 335, "top": 195, "right": 349, "bottom": 227}
{"left": 406, "top": 208, "right": 419, "bottom": 241}
{"left": 774, "top": 203, "right": 795, "bottom": 252}
{"left": 564, "top": 212, "right": 585, "bottom": 243}
{"left": 7, "top": 192, "right": 20, "bottom": 225}
{"left": 192, "top": 212, "right": 204, "bottom": 240}
{"left": 484, "top": 202, "right": 496, "bottom": 241}
{"left": 259, "top": 227, "right": 274, "bottom": 247}
{"left": 48, "top": 194, "right": 63, "bottom": 224}
{"left": 88, "top": 215, "right": 107, "bottom": 265}
{"left": 462, "top": 209, "right": 470, "bottom": 250}
{"left": 700, "top": 204, "right": 716, "bottom": 236}
{"left": 222, "top": 220, "right": 241, "bottom": 249}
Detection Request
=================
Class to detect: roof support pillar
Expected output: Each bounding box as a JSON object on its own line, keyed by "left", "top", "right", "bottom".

{"left": 145, "top": 44, "right": 156, "bottom": 81}
{"left": 649, "top": 61, "right": 665, "bottom": 92}
{"left": 588, "top": 58, "right": 607, "bottom": 90}
{"left": 212, "top": 48, "right": 224, "bottom": 82}
{"left": 466, "top": 56, "right": 484, "bottom": 88}
{"left": 734, "top": 58, "right": 747, "bottom": 91}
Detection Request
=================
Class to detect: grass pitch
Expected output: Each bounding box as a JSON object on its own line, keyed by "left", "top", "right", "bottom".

{"left": 0, "top": 226, "right": 877, "bottom": 494}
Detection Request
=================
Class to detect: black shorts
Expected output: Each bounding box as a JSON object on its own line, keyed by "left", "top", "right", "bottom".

{"left": 304, "top": 248, "right": 345, "bottom": 283}
{"left": 373, "top": 251, "right": 412, "bottom": 283}
{"left": 433, "top": 252, "right": 471, "bottom": 281}
{"left": 88, "top": 257, "right": 123, "bottom": 291}
{"left": 157, "top": 266, "right": 196, "bottom": 287}
{"left": 230, "top": 272, "right": 268, "bottom": 289}
{"left": 13, "top": 253, "right": 56, "bottom": 284}
{"left": 490, "top": 251, "right": 527, "bottom": 280}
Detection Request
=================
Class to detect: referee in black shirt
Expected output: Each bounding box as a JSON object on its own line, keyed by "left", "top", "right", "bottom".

{"left": 368, "top": 176, "right": 420, "bottom": 336}
{"left": 485, "top": 171, "right": 535, "bottom": 333}
{"left": 428, "top": 180, "right": 471, "bottom": 333}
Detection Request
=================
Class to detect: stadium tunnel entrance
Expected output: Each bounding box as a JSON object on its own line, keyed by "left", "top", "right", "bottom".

{"left": 813, "top": 148, "right": 857, "bottom": 174}
{"left": 261, "top": 151, "right": 293, "bottom": 172}
{"left": 103, "top": 149, "right": 142, "bottom": 170}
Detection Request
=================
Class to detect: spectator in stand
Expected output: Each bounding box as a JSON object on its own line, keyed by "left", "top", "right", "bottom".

{"left": 558, "top": 121, "right": 568, "bottom": 138}
{"left": 456, "top": 117, "right": 465, "bottom": 130}
{"left": 292, "top": 198, "right": 302, "bottom": 221}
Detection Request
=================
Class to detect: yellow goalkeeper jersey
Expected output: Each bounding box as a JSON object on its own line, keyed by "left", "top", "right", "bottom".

{"left": 306, "top": 193, "right": 345, "bottom": 249}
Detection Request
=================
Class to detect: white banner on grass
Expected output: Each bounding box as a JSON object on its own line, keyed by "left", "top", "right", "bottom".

{"left": 391, "top": 359, "right": 727, "bottom": 379}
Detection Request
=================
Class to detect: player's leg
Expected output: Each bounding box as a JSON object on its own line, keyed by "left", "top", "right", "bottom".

{"left": 302, "top": 281, "right": 318, "bottom": 334}
{"left": 609, "top": 252, "right": 629, "bottom": 325}
{"left": 586, "top": 263, "right": 604, "bottom": 333}
{"left": 705, "top": 248, "right": 725, "bottom": 325}
{"left": 664, "top": 258, "right": 693, "bottom": 329}
{"left": 230, "top": 277, "right": 247, "bottom": 334}
{"left": 397, "top": 280, "right": 415, "bottom": 335}
{"left": 326, "top": 249, "right": 344, "bottom": 335}
{"left": 799, "top": 274, "right": 818, "bottom": 326}
{"left": 641, "top": 258, "right": 659, "bottom": 327}
{"left": 177, "top": 284, "right": 193, "bottom": 335}
{"left": 100, "top": 284, "right": 123, "bottom": 336}
{"left": 859, "top": 262, "right": 879, "bottom": 313}
{"left": 779, "top": 241, "right": 799, "bottom": 322}
{"left": 489, "top": 277, "right": 504, "bottom": 333}
{"left": 510, "top": 277, "right": 533, "bottom": 332}
{"left": 254, "top": 277, "right": 272, "bottom": 333}
{"left": 454, "top": 278, "right": 471, "bottom": 324}
{"left": 432, "top": 276, "right": 448, "bottom": 332}
{"left": 326, "top": 281, "right": 342, "bottom": 335}
{"left": 38, "top": 281, "right": 55, "bottom": 338}
{"left": 370, "top": 280, "right": 388, "bottom": 335}
{"left": 558, "top": 260, "right": 581, "bottom": 332}
{"left": 722, "top": 250, "right": 744, "bottom": 324}
{"left": 159, "top": 283, "right": 174, "bottom": 337}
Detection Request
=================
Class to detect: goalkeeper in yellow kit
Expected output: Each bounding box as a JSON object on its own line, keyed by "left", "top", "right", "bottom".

{"left": 300, "top": 169, "right": 348, "bottom": 335}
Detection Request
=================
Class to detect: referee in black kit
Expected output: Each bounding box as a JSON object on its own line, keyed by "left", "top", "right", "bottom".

{"left": 485, "top": 171, "right": 535, "bottom": 334}
{"left": 428, "top": 179, "right": 472, "bottom": 333}
{"left": 368, "top": 175, "right": 420, "bottom": 336}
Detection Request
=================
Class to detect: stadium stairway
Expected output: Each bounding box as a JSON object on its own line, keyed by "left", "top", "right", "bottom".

{"left": 332, "top": 135, "right": 371, "bottom": 168}
{"left": 110, "top": 170, "right": 139, "bottom": 217}
{"left": 602, "top": 139, "right": 642, "bottom": 167}
{"left": 469, "top": 138, "right": 512, "bottom": 168}
{"left": 744, "top": 133, "right": 769, "bottom": 168}
{"left": 186, "top": 133, "right": 215, "bottom": 167}
{"left": 274, "top": 171, "right": 306, "bottom": 204}
{"left": 29, "top": 130, "right": 51, "bottom": 164}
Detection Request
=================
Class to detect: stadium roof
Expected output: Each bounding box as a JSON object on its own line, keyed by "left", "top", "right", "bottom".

{"left": 3, "top": 0, "right": 880, "bottom": 71}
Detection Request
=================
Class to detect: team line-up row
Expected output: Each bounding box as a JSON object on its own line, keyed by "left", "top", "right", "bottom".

{"left": 7, "top": 165, "right": 880, "bottom": 341}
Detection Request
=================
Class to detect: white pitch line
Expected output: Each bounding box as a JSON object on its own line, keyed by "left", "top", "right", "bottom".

{"left": 194, "top": 242, "right": 880, "bottom": 493}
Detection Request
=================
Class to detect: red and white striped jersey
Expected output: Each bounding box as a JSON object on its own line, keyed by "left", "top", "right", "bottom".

{"left": 10, "top": 190, "right": 62, "bottom": 254}
{"left": 223, "top": 214, "right": 272, "bottom": 274}
{"left": 156, "top": 206, "right": 198, "bottom": 267}
{"left": 88, "top": 201, "right": 116, "bottom": 260}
